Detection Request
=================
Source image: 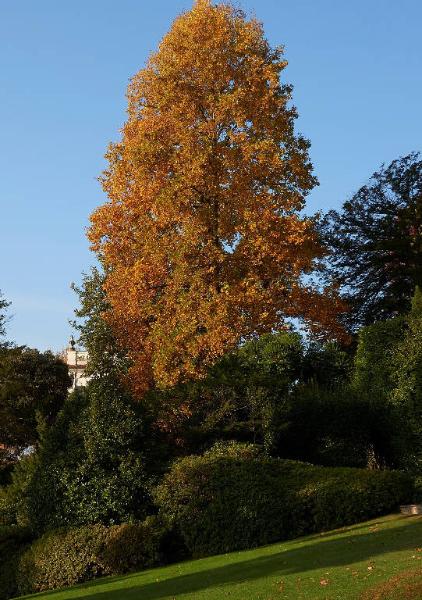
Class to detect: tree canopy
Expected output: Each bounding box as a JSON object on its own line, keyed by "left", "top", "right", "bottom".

{"left": 320, "top": 152, "right": 422, "bottom": 331}
{"left": 0, "top": 347, "right": 71, "bottom": 458}
{"left": 89, "top": 0, "right": 344, "bottom": 397}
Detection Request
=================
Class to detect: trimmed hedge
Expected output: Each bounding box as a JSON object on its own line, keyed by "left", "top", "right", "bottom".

{"left": 17, "top": 516, "right": 166, "bottom": 596}
{"left": 154, "top": 447, "right": 414, "bottom": 557}
{"left": 0, "top": 526, "right": 32, "bottom": 600}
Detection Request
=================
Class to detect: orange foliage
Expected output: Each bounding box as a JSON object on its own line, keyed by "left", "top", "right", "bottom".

{"left": 89, "top": 0, "right": 345, "bottom": 397}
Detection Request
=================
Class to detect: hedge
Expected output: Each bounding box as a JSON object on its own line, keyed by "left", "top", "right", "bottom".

{"left": 16, "top": 516, "right": 167, "bottom": 596}
{"left": 154, "top": 446, "right": 414, "bottom": 557}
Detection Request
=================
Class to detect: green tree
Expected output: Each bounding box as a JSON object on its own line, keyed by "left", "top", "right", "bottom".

{"left": 1, "top": 269, "right": 164, "bottom": 533}
{"left": 0, "top": 347, "right": 71, "bottom": 457}
{"left": 320, "top": 153, "right": 422, "bottom": 331}
{"left": 1, "top": 380, "right": 154, "bottom": 534}
{"left": 71, "top": 267, "right": 129, "bottom": 379}
{"left": 391, "top": 287, "right": 422, "bottom": 469}
{"left": 301, "top": 341, "right": 353, "bottom": 388}
{"left": 353, "top": 317, "right": 406, "bottom": 399}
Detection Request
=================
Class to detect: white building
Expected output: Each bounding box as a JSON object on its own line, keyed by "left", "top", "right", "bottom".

{"left": 63, "top": 337, "right": 90, "bottom": 390}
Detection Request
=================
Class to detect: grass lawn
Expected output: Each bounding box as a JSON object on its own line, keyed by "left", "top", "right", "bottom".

{"left": 19, "top": 513, "right": 422, "bottom": 600}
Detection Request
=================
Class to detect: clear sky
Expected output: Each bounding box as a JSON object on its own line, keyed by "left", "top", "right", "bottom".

{"left": 1, "top": 0, "right": 421, "bottom": 352}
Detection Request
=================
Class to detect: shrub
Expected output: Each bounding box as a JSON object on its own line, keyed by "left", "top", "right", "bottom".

{"left": 204, "top": 440, "right": 264, "bottom": 459}
{"left": 7, "top": 381, "right": 153, "bottom": 535}
{"left": 0, "top": 526, "right": 32, "bottom": 600}
{"left": 17, "top": 516, "right": 166, "bottom": 595}
{"left": 155, "top": 451, "right": 413, "bottom": 557}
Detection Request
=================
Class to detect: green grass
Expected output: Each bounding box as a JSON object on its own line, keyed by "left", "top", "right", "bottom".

{"left": 19, "top": 514, "right": 422, "bottom": 600}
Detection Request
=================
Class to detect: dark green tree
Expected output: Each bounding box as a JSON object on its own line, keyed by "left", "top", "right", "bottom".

{"left": 301, "top": 341, "right": 353, "bottom": 388}
{"left": 18, "top": 381, "right": 153, "bottom": 534}
{"left": 353, "top": 317, "right": 406, "bottom": 399}
{"left": 0, "top": 347, "right": 71, "bottom": 457}
{"left": 391, "top": 287, "right": 422, "bottom": 469}
{"left": 320, "top": 153, "right": 422, "bottom": 331}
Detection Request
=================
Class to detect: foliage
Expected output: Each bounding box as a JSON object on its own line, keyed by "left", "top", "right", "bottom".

{"left": 156, "top": 331, "right": 302, "bottom": 453}
{"left": 390, "top": 287, "right": 422, "bottom": 470}
{"left": 0, "top": 452, "right": 38, "bottom": 527}
{"left": 154, "top": 449, "right": 412, "bottom": 557}
{"left": 278, "top": 384, "right": 401, "bottom": 469}
{"left": 353, "top": 317, "right": 406, "bottom": 399}
{"left": 1, "top": 380, "right": 153, "bottom": 535}
{"left": 204, "top": 440, "right": 264, "bottom": 459}
{"left": 88, "top": 0, "right": 345, "bottom": 399}
{"left": 0, "top": 464, "right": 12, "bottom": 487}
{"left": 0, "top": 526, "right": 32, "bottom": 600}
{"left": 147, "top": 332, "right": 353, "bottom": 456}
{"left": 301, "top": 341, "right": 353, "bottom": 388}
{"left": 320, "top": 152, "right": 422, "bottom": 331}
{"left": 71, "top": 267, "right": 129, "bottom": 378}
{"left": 0, "top": 346, "right": 71, "bottom": 455}
{"left": 349, "top": 288, "right": 422, "bottom": 471}
{"left": 17, "top": 517, "right": 166, "bottom": 596}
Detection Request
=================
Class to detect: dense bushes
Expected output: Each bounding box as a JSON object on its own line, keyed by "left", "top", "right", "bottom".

{"left": 0, "top": 449, "right": 414, "bottom": 599}
{"left": 155, "top": 447, "right": 413, "bottom": 557}
{"left": 16, "top": 516, "right": 167, "bottom": 596}
{"left": 1, "top": 379, "right": 155, "bottom": 535}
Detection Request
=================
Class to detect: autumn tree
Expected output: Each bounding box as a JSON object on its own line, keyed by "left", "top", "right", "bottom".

{"left": 89, "top": 0, "right": 344, "bottom": 397}
{"left": 320, "top": 153, "right": 422, "bottom": 331}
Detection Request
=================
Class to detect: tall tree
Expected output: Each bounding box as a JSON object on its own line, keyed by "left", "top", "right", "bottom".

{"left": 320, "top": 153, "right": 422, "bottom": 331}
{"left": 89, "top": 0, "right": 344, "bottom": 397}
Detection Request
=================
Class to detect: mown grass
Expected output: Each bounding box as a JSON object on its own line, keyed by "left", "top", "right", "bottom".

{"left": 18, "top": 513, "right": 422, "bottom": 600}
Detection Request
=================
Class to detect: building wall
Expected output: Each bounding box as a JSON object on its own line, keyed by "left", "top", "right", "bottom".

{"left": 63, "top": 342, "right": 90, "bottom": 390}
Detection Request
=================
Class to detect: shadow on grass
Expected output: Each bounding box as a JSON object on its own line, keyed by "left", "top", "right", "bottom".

{"left": 28, "top": 516, "right": 422, "bottom": 600}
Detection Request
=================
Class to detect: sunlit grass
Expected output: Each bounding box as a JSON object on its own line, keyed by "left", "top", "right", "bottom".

{"left": 19, "top": 513, "right": 422, "bottom": 600}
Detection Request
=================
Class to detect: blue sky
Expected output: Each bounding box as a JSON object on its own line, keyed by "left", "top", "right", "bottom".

{"left": 1, "top": 0, "right": 421, "bottom": 352}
